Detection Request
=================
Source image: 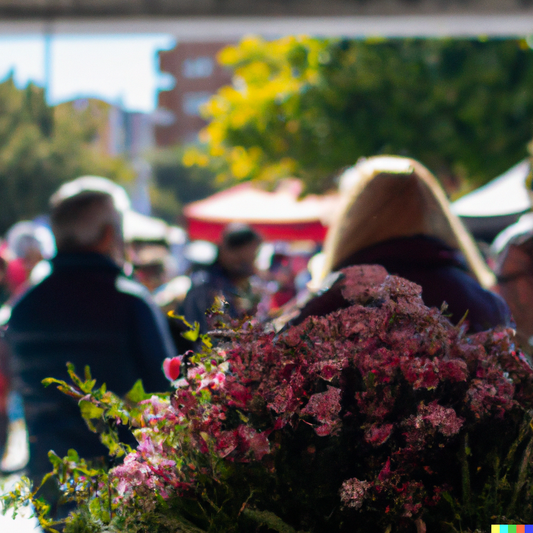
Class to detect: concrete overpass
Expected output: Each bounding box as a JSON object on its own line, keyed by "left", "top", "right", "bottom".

{"left": 0, "top": 0, "right": 531, "bottom": 19}
{"left": 1, "top": 0, "right": 533, "bottom": 38}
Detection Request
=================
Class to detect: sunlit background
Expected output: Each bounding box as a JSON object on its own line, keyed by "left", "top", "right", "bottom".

{"left": 0, "top": 35, "right": 175, "bottom": 112}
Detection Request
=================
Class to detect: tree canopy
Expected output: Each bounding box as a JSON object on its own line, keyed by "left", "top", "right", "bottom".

{"left": 0, "top": 76, "right": 132, "bottom": 234}
{"left": 149, "top": 146, "right": 219, "bottom": 224}
{"left": 184, "top": 37, "right": 533, "bottom": 193}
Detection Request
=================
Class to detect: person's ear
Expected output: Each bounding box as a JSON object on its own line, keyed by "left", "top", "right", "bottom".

{"left": 95, "top": 224, "right": 115, "bottom": 255}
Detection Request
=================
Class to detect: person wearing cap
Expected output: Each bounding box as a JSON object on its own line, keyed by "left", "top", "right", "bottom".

{"left": 178, "top": 224, "right": 262, "bottom": 333}
{"left": 7, "top": 186, "right": 176, "bottom": 501}
{"left": 290, "top": 156, "right": 511, "bottom": 333}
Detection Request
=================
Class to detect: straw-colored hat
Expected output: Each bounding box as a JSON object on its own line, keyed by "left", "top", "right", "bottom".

{"left": 321, "top": 155, "right": 495, "bottom": 289}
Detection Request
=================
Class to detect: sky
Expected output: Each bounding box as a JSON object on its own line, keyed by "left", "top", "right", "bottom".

{"left": 0, "top": 34, "right": 176, "bottom": 112}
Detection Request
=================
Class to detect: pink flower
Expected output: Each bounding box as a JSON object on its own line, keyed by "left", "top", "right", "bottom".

{"left": 404, "top": 402, "right": 464, "bottom": 448}
{"left": 377, "top": 458, "right": 392, "bottom": 481}
{"left": 301, "top": 386, "right": 342, "bottom": 436}
{"left": 163, "top": 356, "right": 183, "bottom": 381}
{"left": 420, "top": 402, "right": 464, "bottom": 437}
{"left": 199, "top": 371, "right": 226, "bottom": 391}
{"left": 365, "top": 423, "right": 394, "bottom": 447}
{"left": 102, "top": 262, "right": 533, "bottom": 525}
{"left": 340, "top": 478, "right": 372, "bottom": 509}
{"left": 438, "top": 358, "right": 468, "bottom": 383}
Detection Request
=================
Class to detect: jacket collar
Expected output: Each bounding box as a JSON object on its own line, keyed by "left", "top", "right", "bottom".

{"left": 336, "top": 235, "right": 469, "bottom": 272}
{"left": 51, "top": 252, "right": 121, "bottom": 273}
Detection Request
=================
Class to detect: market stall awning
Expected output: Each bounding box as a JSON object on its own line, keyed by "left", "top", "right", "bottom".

{"left": 452, "top": 160, "right": 531, "bottom": 218}
{"left": 184, "top": 180, "right": 339, "bottom": 243}
{"left": 451, "top": 159, "right": 531, "bottom": 241}
{"left": 123, "top": 210, "right": 187, "bottom": 244}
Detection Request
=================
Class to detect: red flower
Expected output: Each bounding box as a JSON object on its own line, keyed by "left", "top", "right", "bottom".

{"left": 163, "top": 356, "right": 183, "bottom": 381}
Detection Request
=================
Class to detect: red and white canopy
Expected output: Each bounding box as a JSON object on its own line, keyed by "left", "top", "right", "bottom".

{"left": 184, "top": 180, "right": 339, "bottom": 243}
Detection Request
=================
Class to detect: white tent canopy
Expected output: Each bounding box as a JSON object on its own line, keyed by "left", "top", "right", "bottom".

{"left": 123, "top": 210, "right": 187, "bottom": 244}
{"left": 123, "top": 210, "right": 168, "bottom": 242}
{"left": 452, "top": 159, "right": 531, "bottom": 218}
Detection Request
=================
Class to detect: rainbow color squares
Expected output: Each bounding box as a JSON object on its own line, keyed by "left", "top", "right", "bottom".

{"left": 491, "top": 526, "right": 533, "bottom": 533}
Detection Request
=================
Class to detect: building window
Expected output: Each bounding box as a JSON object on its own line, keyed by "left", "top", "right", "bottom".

{"left": 182, "top": 57, "right": 214, "bottom": 79}
{"left": 182, "top": 92, "right": 212, "bottom": 116}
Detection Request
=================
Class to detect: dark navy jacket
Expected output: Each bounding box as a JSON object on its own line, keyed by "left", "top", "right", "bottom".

{"left": 7, "top": 252, "right": 175, "bottom": 480}
{"left": 293, "top": 236, "right": 512, "bottom": 334}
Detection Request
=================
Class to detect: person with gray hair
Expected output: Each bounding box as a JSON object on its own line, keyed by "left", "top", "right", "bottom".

{"left": 50, "top": 190, "right": 124, "bottom": 264}
{"left": 7, "top": 185, "right": 176, "bottom": 507}
{"left": 493, "top": 215, "right": 533, "bottom": 356}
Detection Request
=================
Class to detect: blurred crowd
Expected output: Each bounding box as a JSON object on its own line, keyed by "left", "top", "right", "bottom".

{"left": 1, "top": 155, "right": 533, "bottom": 514}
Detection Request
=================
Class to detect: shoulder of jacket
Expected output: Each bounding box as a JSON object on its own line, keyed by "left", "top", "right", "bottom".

{"left": 115, "top": 275, "right": 152, "bottom": 302}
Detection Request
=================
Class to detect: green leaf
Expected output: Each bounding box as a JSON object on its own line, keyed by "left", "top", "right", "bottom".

{"left": 201, "top": 333, "right": 213, "bottom": 350}
{"left": 66, "top": 362, "right": 84, "bottom": 389}
{"left": 125, "top": 379, "right": 150, "bottom": 403}
{"left": 168, "top": 311, "right": 193, "bottom": 329}
{"left": 79, "top": 400, "right": 104, "bottom": 420}
{"left": 182, "top": 321, "right": 200, "bottom": 342}
{"left": 66, "top": 362, "right": 97, "bottom": 393}
{"left": 67, "top": 449, "right": 80, "bottom": 462}
{"left": 442, "top": 491, "right": 455, "bottom": 505}
{"left": 107, "top": 404, "right": 130, "bottom": 426}
{"left": 100, "top": 432, "right": 125, "bottom": 457}
{"left": 242, "top": 507, "right": 297, "bottom": 533}
{"left": 42, "top": 377, "right": 69, "bottom": 388}
{"left": 237, "top": 410, "right": 249, "bottom": 423}
{"left": 56, "top": 385, "right": 84, "bottom": 399}
{"left": 42, "top": 378, "right": 84, "bottom": 399}
{"left": 47, "top": 451, "right": 63, "bottom": 469}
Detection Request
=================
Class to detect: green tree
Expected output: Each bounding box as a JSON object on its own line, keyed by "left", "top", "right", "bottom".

{"left": 185, "top": 37, "right": 533, "bottom": 193}
{"left": 149, "top": 146, "right": 219, "bottom": 224}
{"left": 0, "top": 75, "right": 133, "bottom": 234}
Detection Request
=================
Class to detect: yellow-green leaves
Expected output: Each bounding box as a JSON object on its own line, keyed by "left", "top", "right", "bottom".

{"left": 79, "top": 400, "right": 105, "bottom": 432}
{"left": 184, "top": 37, "right": 533, "bottom": 194}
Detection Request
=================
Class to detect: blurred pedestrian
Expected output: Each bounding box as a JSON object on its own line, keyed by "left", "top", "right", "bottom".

{"left": 0, "top": 329, "right": 10, "bottom": 458}
{"left": 0, "top": 252, "right": 8, "bottom": 307}
{"left": 493, "top": 215, "right": 533, "bottom": 355}
{"left": 4, "top": 223, "right": 46, "bottom": 298}
{"left": 179, "top": 224, "right": 262, "bottom": 333}
{"left": 132, "top": 245, "right": 170, "bottom": 293}
{"left": 290, "top": 156, "right": 510, "bottom": 333}
{"left": 7, "top": 187, "right": 176, "bottom": 504}
{"left": 268, "top": 253, "right": 297, "bottom": 310}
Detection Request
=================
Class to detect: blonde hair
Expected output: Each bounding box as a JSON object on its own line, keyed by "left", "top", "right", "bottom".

{"left": 322, "top": 156, "right": 495, "bottom": 288}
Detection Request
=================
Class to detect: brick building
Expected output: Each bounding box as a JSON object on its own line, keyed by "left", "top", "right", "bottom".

{"left": 155, "top": 41, "right": 234, "bottom": 146}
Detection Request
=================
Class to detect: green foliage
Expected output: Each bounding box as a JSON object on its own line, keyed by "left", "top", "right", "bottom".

{"left": 43, "top": 364, "right": 133, "bottom": 457}
{"left": 185, "top": 36, "right": 533, "bottom": 193}
{"left": 0, "top": 75, "right": 133, "bottom": 234}
{"left": 148, "top": 146, "right": 219, "bottom": 223}
{"left": 0, "top": 475, "right": 63, "bottom": 533}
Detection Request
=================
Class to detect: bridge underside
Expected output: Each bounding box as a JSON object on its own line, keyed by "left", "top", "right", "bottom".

{"left": 0, "top": 0, "right": 532, "bottom": 19}
{"left": 1, "top": 1, "right": 533, "bottom": 38}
